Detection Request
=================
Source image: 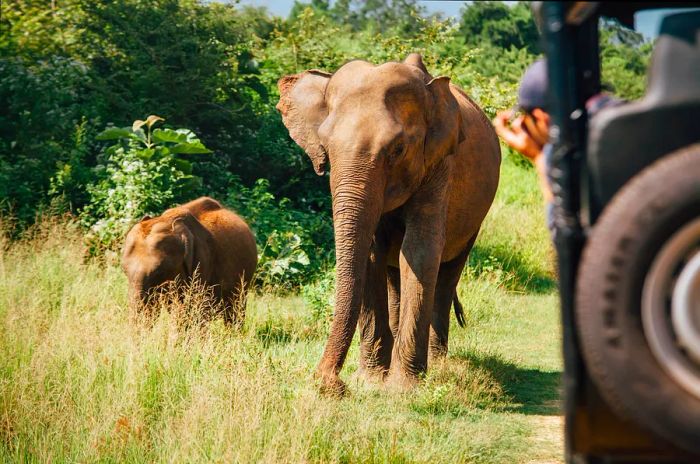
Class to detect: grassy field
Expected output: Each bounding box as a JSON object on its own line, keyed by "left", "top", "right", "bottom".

{"left": 0, "top": 157, "right": 563, "bottom": 463}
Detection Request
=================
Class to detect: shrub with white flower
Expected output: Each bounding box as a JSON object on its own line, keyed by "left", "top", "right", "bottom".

{"left": 81, "top": 115, "right": 211, "bottom": 257}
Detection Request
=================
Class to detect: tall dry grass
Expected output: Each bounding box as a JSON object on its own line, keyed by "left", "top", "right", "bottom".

{"left": 0, "top": 159, "right": 562, "bottom": 463}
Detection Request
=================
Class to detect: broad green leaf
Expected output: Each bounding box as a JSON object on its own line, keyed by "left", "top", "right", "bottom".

{"left": 152, "top": 128, "right": 188, "bottom": 144}
{"left": 170, "top": 143, "right": 212, "bottom": 154}
{"left": 132, "top": 128, "right": 147, "bottom": 143}
{"left": 174, "top": 128, "right": 197, "bottom": 142}
{"left": 296, "top": 251, "right": 310, "bottom": 266}
{"left": 96, "top": 127, "right": 132, "bottom": 140}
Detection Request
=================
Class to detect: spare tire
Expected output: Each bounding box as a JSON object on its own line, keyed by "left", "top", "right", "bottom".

{"left": 576, "top": 144, "right": 700, "bottom": 454}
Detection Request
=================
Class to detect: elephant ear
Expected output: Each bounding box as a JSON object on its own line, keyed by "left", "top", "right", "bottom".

{"left": 424, "top": 76, "right": 466, "bottom": 168}
{"left": 403, "top": 53, "right": 432, "bottom": 81}
{"left": 276, "top": 70, "right": 332, "bottom": 176}
{"left": 172, "top": 214, "right": 211, "bottom": 280}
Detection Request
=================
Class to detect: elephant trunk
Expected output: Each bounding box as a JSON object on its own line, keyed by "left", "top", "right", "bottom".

{"left": 129, "top": 283, "right": 145, "bottom": 306}
{"left": 316, "top": 162, "right": 383, "bottom": 392}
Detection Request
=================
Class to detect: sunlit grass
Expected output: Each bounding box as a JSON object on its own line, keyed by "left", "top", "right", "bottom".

{"left": 0, "top": 156, "right": 563, "bottom": 463}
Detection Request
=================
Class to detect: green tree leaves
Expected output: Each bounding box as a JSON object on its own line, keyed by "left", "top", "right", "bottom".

{"left": 459, "top": 1, "right": 540, "bottom": 54}
{"left": 600, "top": 19, "right": 652, "bottom": 100}
{"left": 96, "top": 128, "right": 134, "bottom": 141}
{"left": 0, "top": 0, "right": 653, "bottom": 285}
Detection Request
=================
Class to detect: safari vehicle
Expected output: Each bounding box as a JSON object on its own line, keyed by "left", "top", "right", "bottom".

{"left": 531, "top": 2, "right": 700, "bottom": 462}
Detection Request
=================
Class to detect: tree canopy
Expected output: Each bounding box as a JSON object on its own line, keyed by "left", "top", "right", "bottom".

{"left": 0, "top": 0, "right": 652, "bottom": 285}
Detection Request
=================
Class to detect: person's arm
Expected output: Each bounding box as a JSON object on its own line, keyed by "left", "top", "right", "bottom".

{"left": 493, "top": 108, "right": 552, "bottom": 203}
{"left": 533, "top": 151, "right": 553, "bottom": 203}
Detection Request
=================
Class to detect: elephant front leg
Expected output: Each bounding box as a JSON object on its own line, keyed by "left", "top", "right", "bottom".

{"left": 357, "top": 240, "right": 393, "bottom": 382}
{"left": 387, "top": 168, "right": 448, "bottom": 388}
{"left": 387, "top": 230, "right": 444, "bottom": 388}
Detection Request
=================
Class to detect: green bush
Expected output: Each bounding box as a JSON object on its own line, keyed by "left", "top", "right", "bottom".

{"left": 227, "top": 178, "right": 334, "bottom": 290}
{"left": 0, "top": 56, "right": 104, "bottom": 225}
{"left": 48, "top": 118, "right": 94, "bottom": 214}
{"left": 81, "top": 116, "right": 210, "bottom": 256}
{"left": 301, "top": 268, "right": 335, "bottom": 326}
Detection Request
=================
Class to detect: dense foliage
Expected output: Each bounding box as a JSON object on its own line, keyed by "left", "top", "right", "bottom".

{"left": 0, "top": 0, "right": 651, "bottom": 287}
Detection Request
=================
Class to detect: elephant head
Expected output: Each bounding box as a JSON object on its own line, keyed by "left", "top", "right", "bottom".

{"left": 121, "top": 213, "right": 212, "bottom": 307}
{"left": 276, "top": 53, "right": 465, "bottom": 390}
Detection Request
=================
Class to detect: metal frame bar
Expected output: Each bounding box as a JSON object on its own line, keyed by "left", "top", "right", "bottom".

{"left": 539, "top": 3, "right": 588, "bottom": 462}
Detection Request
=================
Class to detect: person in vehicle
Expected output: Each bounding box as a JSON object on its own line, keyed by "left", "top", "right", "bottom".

{"left": 492, "top": 58, "right": 623, "bottom": 237}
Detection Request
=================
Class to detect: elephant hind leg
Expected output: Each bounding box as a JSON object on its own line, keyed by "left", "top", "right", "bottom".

{"left": 387, "top": 265, "right": 401, "bottom": 340}
{"left": 429, "top": 233, "right": 477, "bottom": 360}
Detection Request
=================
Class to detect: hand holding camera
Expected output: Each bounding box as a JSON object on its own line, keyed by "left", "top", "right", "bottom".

{"left": 492, "top": 108, "right": 550, "bottom": 162}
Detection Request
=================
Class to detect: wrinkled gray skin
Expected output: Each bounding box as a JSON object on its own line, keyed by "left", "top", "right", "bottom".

{"left": 277, "top": 54, "right": 501, "bottom": 394}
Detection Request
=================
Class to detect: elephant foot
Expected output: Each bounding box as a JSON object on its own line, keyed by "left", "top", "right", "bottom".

{"left": 351, "top": 366, "right": 387, "bottom": 387}
{"left": 384, "top": 369, "right": 420, "bottom": 392}
{"left": 315, "top": 369, "right": 347, "bottom": 397}
{"left": 428, "top": 344, "right": 448, "bottom": 365}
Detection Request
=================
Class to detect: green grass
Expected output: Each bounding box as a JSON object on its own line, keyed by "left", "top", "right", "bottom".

{"left": 0, "top": 154, "right": 563, "bottom": 463}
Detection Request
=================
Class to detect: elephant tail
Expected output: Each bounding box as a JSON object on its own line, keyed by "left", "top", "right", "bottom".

{"left": 453, "top": 294, "right": 466, "bottom": 328}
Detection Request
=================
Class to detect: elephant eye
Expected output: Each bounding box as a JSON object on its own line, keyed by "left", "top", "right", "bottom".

{"left": 388, "top": 143, "right": 405, "bottom": 163}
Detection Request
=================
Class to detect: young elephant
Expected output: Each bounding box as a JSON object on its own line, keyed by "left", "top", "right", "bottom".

{"left": 277, "top": 53, "right": 501, "bottom": 393}
{"left": 121, "top": 197, "right": 257, "bottom": 323}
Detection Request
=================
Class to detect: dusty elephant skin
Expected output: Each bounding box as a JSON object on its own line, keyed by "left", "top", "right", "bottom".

{"left": 121, "top": 197, "right": 258, "bottom": 324}
{"left": 277, "top": 53, "right": 501, "bottom": 394}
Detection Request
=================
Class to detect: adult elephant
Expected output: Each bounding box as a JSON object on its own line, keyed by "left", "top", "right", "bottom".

{"left": 277, "top": 54, "right": 500, "bottom": 393}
